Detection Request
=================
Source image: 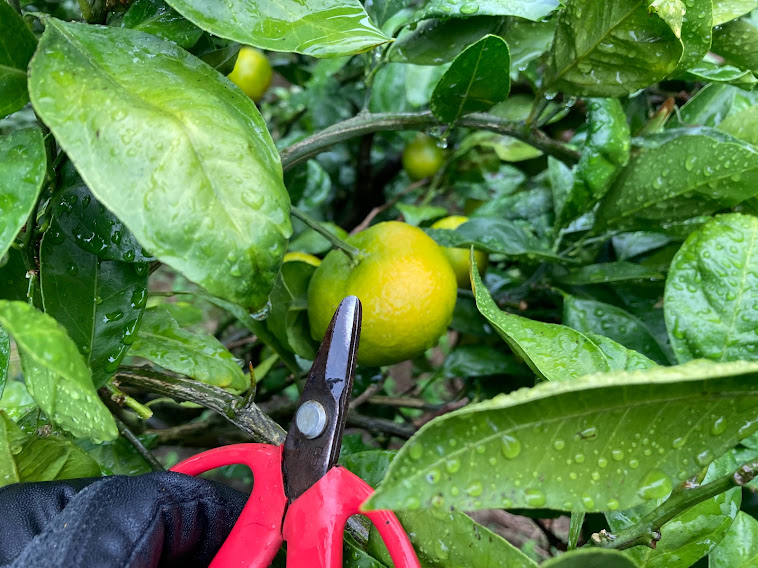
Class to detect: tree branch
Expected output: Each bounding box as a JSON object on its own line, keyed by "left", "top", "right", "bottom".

{"left": 279, "top": 111, "right": 581, "bottom": 172}
{"left": 591, "top": 460, "right": 758, "bottom": 550}
{"left": 115, "top": 367, "right": 286, "bottom": 445}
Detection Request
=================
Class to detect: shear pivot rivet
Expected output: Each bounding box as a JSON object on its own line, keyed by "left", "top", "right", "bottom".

{"left": 295, "top": 400, "right": 328, "bottom": 439}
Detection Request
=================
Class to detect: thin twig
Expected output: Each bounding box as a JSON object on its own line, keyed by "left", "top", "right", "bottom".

{"left": 291, "top": 207, "right": 364, "bottom": 263}
{"left": 115, "top": 366, "right": 286, "bottom": 444}
{"left": 115, "top": 418, "right": 165, "bottom": 472}
{"left": 592, "top": 459, "right": 758, "bottom": 550}
{"left": 346, "top": 413, "right": 416, "bottom": 439}
{"left": 349, "top": 179, "right": 427, "bottom": 235}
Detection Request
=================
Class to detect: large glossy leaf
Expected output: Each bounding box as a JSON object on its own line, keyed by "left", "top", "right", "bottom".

{"left": 0, "top": 128, "right": 46, "bottom": 259}
{"left": 596, "top": 131, "right": 758, "bottom": 231}
{"left": 0, "top": 381, "right": 36, "bottom": 421}
{"left": 712, "top": 0, "right": 758, "bottom": 25}
{"left": 472, "top": 256, "right": 611, "bottom": 381}
{"left": 0, "top": 412, "right": 101, "bottom": 488}
{"left": 675, "top": 0, "right": 712, "bottom": 72}
{"left": 52, "top": 163, "right": 153, "bottom": 263}
{"left": 364, "top": 359, "right": 758, "bottom": 514}
{"left": 163, "top": 0, "right": 389, "bottom": 57}
{"left": 668, "top": 84, "right": 758, "bottom": 130}
{"left": 28, "top": 19, "right": 291, "bottom": 311}
{"left": 266, "top": 259, "right": 318, "bottom": 360}
{"left": 545, "top": 0, "right": 683, "bottom": 97}
{"left": 413, "top": 0, "right": 558, "bottom": 21}
{"left": 0, "top": 328, "right": 8, "bottom": 399}
{"left": 558, "top": 262, "right": 663, "bottom": 285}
{"left": 505, "top": 18, "right": 556, "bottom": 78}
{"left": 122, "top": 0, "right": 202, "bottom": 48}
{"left": 430, "top": 35, "right": 510, "bottom": 124}
{"left": 342, "top": 450, "right": 538, "bottom": 568}
{"left": 709, "top": 511, "right": 758, "bottom": 567}
{"left": 557, "top": 98, "right": 630, "bottom": 229}
{"left": 40, "top": 219, "right": 148, "bottom": 387}
{"left": 684, "top": 61, "right": 758, "bottom": 89}
{"left": 564, "top": 296, "right": 669, "bottom": 365}
{"left": 541, "top": 549, "right": 639, "bottom": 568}
{"left": 0, "top": 301, "right": 117, "bottom": 441}
{"left": 712, "top": 17, "right": 758, "bottom": 74}
{"left": 129, "top": 307, "right": 248, "bottom": 392}
{"left": 719, "top": 105, "right": 758, "bottom": 145}
{"left": 608, "top": 452, "right": 740, "bottom": 568}
{"left": 586, "top": 333, "right": 657, "bottom": 371}
{"left": 0, "top": 248, "right": 30, "bottom": 303}
{"left": 665, "top": 213, "right": 758, "bottom": 364}
{"left": 0, "top": 2, "right": 37, "bottom": 118}
{"left": 76, "top": 436, "right": 152, "bottom": 475}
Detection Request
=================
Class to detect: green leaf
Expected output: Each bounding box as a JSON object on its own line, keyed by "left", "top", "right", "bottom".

{"left": 341, "top": 450, "right": 538, "bottom": 568}
{"left": 545, "top": 0, "right": 683, "bottom": 97}
{"left": 541, "top": 549, "right": 640, "bottom": 568}
{"left": 130, "top": 307, "right": 248, "bottom": 392}
{"left": 684, "top": 61, "right": 758, "bottom": 89}
{"left": 712, "top": 0, "right": 758, "bottom": 26}
{"left": 0, "top": 380, "right": 37, "bottom": 421}
{"left": 425, "top": 218, "right": 564, "bottom": 263}
{"left": 266, "top": 260, "right": 319, "bottom": 360}
{"left": 557, "top": 98, "right": 630, "bottom": 229}
{"left": 28, "top": 19, "right": 291, "bottom": 311}
{"left": 712, "top": 17, "right": 758, "bottom": 74}
{"left": 587, "top": 333, "right": 658, "bottom": 371}
{"left": 674, "top": 0, "right": 713, "bottom": 71}
{"left": 719, "top": 105, "right": 758, "bottom": 145}
{"left": 51, "top": 163, "right": 154, "bottom": 263}
{"left": 442, "top": 344, "right": 527, "bottom": 378}
{"left": 430, "top": 35, "right": 510, "bottom": 124}
{"left": 0, "top": 1, "right": 37, "bottom": 118}
{"left": 472, "top": 255, "right": 611, "bottom": 381}
{"left": 608, "top": 452, "right": 740, "bottom": 568}
{"left": 0, "top": 301, "right": 117, "bottom": 441}
{"left": 40, "top": 219, "right": 148, "bottom": 387}
{"left": 0, "top": 328, "right": 8, "bottom": 399}
{"left": 0, "top": 411, "right": 21, "bottom": 485}
{"left": 596, "top": 130, "right": 758, "bottom": 231}
{"left": 163, "top": 0, "right": 389, "bottom": 57}
{"left": 395, "top": 203, "right": 447, "bottom": 227}
{"left": 0, "top": 248, "right": 31, "bottom": 303}
{"left": 0, "top": 412, "right": 102, "bottom": 487}
{"left": 0, "top": 128, "right": 46, "bottom": 259}
{"left": 365, "top": 359, "right": 758, "bottom": 514}
{"left": 122, "top": 0, "right": 202, "bottom": 48}
{"left": 504, "top": 18, "right": 556, "bottom": 78}
{"left": 564, "top": 296, "right": 668, "bottom": 365}
{"left": 413, "top": 0, "right": 558, "bottom": 22}
{"left": 648, "top": 0, "right": 686, "bottom": 38}
{"left": 76, "top": 436, "right": 153, "bottom": 475}
{"left": 558, "top": 262, "right": 664, "bottom": 285}
{"left": 665, "top": 213, "right": 758, "bottom": 364}
{"left": 709, "top": 511, "right": 758, "bottom": 567}
{"left": 387, "top": 16, "right": 502, "bottom": 65}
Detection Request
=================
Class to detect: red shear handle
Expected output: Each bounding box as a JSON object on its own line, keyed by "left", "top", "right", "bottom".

{"left": 170, "top": 443, "right": 287, "bottom": 568}
{"left": 282, "top": 467, "right": 420, "bottom": 568}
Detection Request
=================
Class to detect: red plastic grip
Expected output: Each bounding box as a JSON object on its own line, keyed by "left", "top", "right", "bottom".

{"left": 170, "top": 443, "right": 287, "bottom": 568}
{"left": 282, "top": 467, "right": 420, "bottom": 568}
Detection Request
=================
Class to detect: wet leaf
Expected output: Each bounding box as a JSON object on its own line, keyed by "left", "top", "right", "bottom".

{"left": 413, "top": 0, "right": 558, "bottom": 22}
{"left": 164, "top": 0, "right": 389, "bottom": 57}
{"left": 684, "top": 61, "right": 757, "bottom": 90}
{"left": 541, "top": 548, "right": 640, "bottom": 568}
{"left": 40, "top": 219, "right": 148, "bottom": 388}
{"left": 712, "top": 0, "right": 758, "bottom": 25}
{"left": 596, "top": 130, "right": 758, "bottom": 231}
{"left": 0, "top": 128, "right": 46, "bottom": 259}
{"left": 506, "top": 19, "right": 556, "bottom": 78}
{"left": 122, "top": 0, "right": 202, "bottom": 48}
{"left": 472, "top": 255, "right": 611, "bottom": 381}
{"left": 76, "top": 436, "right": 153, "bottom": 475}
{"left": 709, "top": 511, "right": 758, "bottom": 567}
{"left": 0, "top": 1, "right": 37, "bottom": 118}
{"left": 665, "top": 213, "right": 758, "bottom": 364}
{"left": 0, "top": 301, "right": 117, "bottom": 441}
{"left": 365, "top": 359, "right": 758, "bottom": 514}
{"left": 586, "top": 333, "right": 658, "bottom": 371}
{"left": 558, "top": 262, "right": 663, "bottom": 286}
{"left": 648, "top": 0, "right": 686, "bottom": 38}
{"left": 0, "top": 412, "right": 101, "bottom": 488}
{"left": 0, "top": 381, "right": 36, "bottom": 421}
{"left": 545, "top": 0, "right": 683, "bottom": 97}
{"left": 28, "top": 19, "right": 291, "bottom": 311}
{"left": 718, "top": 104, "right": 758, "bottom": 145}
{"left": 441, "top": 344, "right": 526, "bottom": 379}
{"left": 130, "top": 307, "right": 249, "bottom": 392}
{"left": 0, "top": 329, "right": 8, "bottom": 399}
{"left": 607, "top": 452, "right": 740, "bottom": 568}
{"left": 557, "top": 98, "right": 630, "bottom": 229}
{"left": 564, "top": 296, "right": 669, "bottom": 365}
{"left": 712, "top": 17, "right": 758, "bottom": 74}
{"left": 430, "top": 35, "right": 510, "bottom": 124}
{"left": 673, "top": 0, "right": 712, "bottom": 71}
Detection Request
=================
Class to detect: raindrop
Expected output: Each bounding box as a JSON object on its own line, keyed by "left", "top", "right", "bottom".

{"left": 637, "top": 469, "right": 672, "bottom": 500}
{"left": 611, "top": 449, "right": 624, "bottom": 461}
{"left": 409, "top": 444, "right": 423, "bottom": 460}
{"left": 426, "top": 469, "right": 441, "bottom": 484}
{"left": 524, "top": 489, "right": 545, "bottom": 507}
{"left": 581, "top": 494, "right": 595, "bottom": 509}
{"left": 711, "top": 417, "right": 727, "bottom": 436}
{"left": 501, "top": 435, "right": 521, "bottom": 459}
{"left": 695, "top": 449, "right": 714, "bottom": 467}
{"left": 553, "top": 439, "right": 566, "bottom": 450}
{"left": 445, "top": 458, "right": 461, "bottom": 474}
{"left": 466, "top": 481, "right": 483, "bottom": 497}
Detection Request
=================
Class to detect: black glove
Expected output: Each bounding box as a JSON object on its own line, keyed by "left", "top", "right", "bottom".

{"left": 0, "top": 471, "right": 248, "bottom": 568}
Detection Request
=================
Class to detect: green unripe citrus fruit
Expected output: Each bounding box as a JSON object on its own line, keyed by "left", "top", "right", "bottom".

{"left": 431, "top": 215, "right": 489, "bottom": 288}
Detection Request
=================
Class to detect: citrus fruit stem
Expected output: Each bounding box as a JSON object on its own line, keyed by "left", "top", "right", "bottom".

{"left": 291, "top": 207, "right": 363, "bottom": 264}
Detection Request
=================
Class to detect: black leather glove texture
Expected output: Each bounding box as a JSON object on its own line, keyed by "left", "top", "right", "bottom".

{"left": 0, "top": 471, "right": 248, "bottom": 568}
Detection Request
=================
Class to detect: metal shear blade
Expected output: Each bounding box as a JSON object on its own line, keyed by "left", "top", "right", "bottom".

{"left": 282, "top": 295, "right": 362, "bottom": 502}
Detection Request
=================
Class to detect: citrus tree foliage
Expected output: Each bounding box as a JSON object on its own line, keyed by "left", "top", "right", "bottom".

{"left": 3, "top": 0, "right": 758, "bottom": 564}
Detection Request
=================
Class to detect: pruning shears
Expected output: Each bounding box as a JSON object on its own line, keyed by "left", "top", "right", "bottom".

{"left": 170, "top": 296, "right": 421, "bottom": 568}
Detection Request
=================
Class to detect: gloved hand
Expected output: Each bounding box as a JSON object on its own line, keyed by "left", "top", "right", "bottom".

{"left": 0, "top": 471, "right": 247, "bottom": 568}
